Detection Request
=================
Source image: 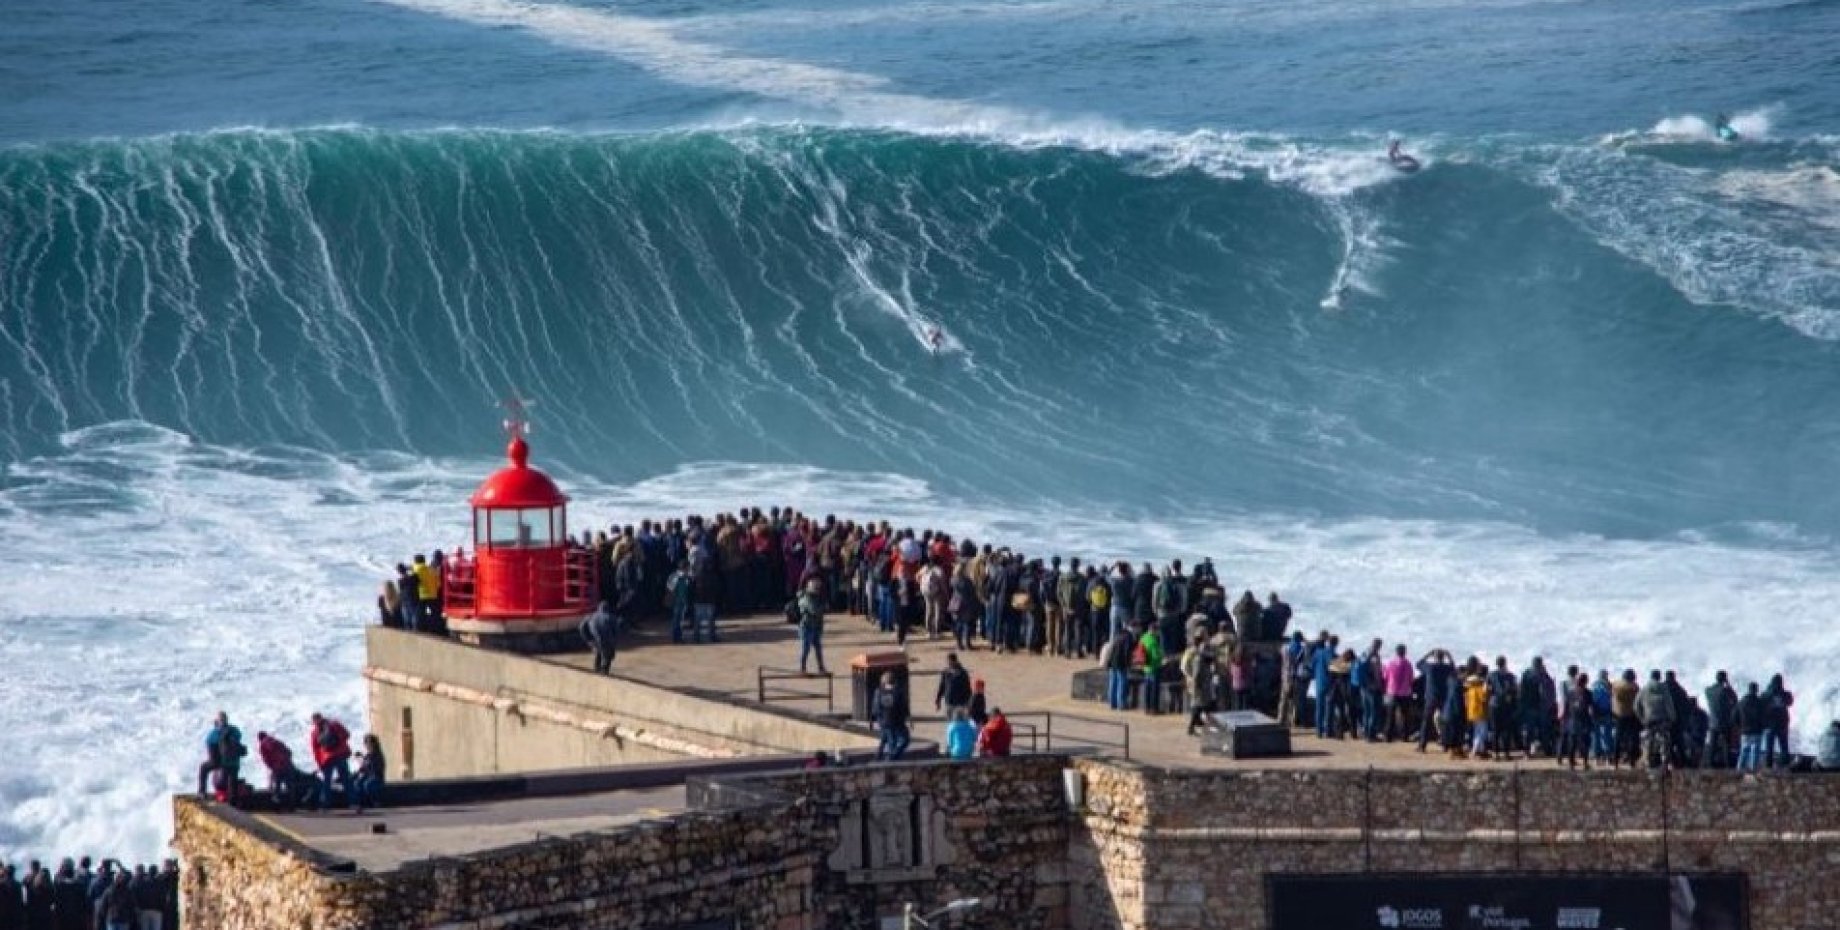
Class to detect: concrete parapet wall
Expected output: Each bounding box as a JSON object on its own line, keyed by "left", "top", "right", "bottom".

{"left": 364, "top": 627, "right": 875, "bottom": 778}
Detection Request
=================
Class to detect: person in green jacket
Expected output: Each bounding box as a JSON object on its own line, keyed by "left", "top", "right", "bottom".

{"left": 1139, "top": 624, "right": 1166, "bottom": 715}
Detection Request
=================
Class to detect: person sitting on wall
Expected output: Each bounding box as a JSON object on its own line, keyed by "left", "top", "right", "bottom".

{"left": 196, "top": 711, "right": 245, "bottom": 801}
{"left": 1814, "top": 720, "right": 1840, "bottom": 771}
{"left": 353, "top": 733, "right": 387, "bottom": 809}
{"left": 378, "top": 579, "right": 401, "bottom": 629}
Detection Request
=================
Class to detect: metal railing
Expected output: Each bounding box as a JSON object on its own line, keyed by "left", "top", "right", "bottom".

{"left": 1001, "top": 710, "right": 1131, "bottom": 759}
{"left": 443, "top": 560, "right": 477, "bottom": 614}
{"left": 441, "top": 549, "right": 599, "bottom": 617}
{"left": 756, "top": 666, "right": 837, "bottom": 713}
{"left": 561, "top": 547, "right": 597, "bottom": 605}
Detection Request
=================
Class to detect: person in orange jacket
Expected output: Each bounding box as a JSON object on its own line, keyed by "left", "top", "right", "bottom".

{"left": 976, "top": 707, "right": 1013, "bottom": 757}
{"left": 309, "top": 712, "right": 359, "bottom": 812}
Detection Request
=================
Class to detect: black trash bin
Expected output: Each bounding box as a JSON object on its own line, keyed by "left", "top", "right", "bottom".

{"left": 850, "top": 651, "right": 910, "bottom": 722}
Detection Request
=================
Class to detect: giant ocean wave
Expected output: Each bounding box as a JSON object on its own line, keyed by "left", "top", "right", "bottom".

{"left": 2, "top": 125, "right": 1837, "bottom": 533}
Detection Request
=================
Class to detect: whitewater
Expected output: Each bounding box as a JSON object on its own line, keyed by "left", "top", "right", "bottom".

{"left": 2, "top": 0, "right": 1838, "bottom": 863}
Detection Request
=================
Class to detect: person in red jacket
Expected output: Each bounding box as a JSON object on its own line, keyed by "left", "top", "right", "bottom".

{"left": 309, "top": 713, "right": 359, "bottom": 813}
{"left": 257, "top": 731, "right": 313, "bottom": 809}
{"left": 976, "top": 707, "right": 1013, "bottom": 757}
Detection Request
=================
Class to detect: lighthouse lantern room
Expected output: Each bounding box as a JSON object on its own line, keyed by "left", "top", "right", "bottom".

{"left": 442, "top": 400, "right": 597, "bottom": 651}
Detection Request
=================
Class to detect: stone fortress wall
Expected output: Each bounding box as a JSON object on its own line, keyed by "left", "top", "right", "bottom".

{"left": 175, "top": 631, "right": 1840, "bottom": 930}
{"left": 175, "top": 752, "right": 1840, "bottom": 930}
{"left": 1071, "top": 760, "right": 1840, "bottom": 930}
{"left": 174, "top": 754, "right": 1074, "bottom": 930}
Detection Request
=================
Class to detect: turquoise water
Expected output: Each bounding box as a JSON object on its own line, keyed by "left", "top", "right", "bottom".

{"left": 1, "top": 0, "right": 1837, "bottom": 861}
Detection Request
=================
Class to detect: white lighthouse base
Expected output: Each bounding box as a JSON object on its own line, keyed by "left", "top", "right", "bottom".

{"left": 446, "top": 614, "right": 586, "bottom": 654}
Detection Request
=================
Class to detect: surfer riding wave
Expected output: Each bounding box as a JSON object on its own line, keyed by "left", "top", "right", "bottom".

{"left": 1387, "top": 139, "right": 1421, "bottom": 173}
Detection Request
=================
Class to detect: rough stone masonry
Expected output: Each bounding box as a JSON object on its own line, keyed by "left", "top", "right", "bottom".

{"left": 176, "top": 755, "right": 1839, "bottom": 929}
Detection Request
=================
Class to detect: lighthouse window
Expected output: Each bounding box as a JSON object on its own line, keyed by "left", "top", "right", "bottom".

{"left": 486, "top": 507, "right": 557, "bottom": 548}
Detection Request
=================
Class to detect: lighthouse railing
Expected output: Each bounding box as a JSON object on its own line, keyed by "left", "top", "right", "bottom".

{"left": 444, "top": 555, "right": 478, "bottom": 617}
{"left": 561, "top": 547, "right": 597, "bottom": 608}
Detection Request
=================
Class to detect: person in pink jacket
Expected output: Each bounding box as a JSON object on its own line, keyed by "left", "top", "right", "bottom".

{"left": 1382, "top": 644, "right": 1417, "bottom": 741}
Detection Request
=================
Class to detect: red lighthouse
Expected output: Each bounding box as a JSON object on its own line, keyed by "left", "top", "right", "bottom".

{"left": 442, "top": 400, "right": 597, "bottom": 651}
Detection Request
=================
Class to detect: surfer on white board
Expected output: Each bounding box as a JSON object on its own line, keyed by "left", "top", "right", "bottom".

{"left": 925, "top": 326, "right": 944, "bottom": 353}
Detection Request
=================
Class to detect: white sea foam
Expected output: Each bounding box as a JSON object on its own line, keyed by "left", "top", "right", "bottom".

{"left": 1531, "top": 133, "right": 1840, "bottom": 340}
{"left": 1717, "top": 164, "right": 1840, "bottom": 231}
{"left": 1602, "top": 106, "right": 1779, "bottom": 146}
{"left": 3, "top": 436, "right": 1836, "bottom": 863}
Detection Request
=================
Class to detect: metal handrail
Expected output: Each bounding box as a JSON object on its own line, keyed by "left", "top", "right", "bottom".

{"left": 1002, "top": 710, "right": 1131, "bottom": 759}
{"left": 756, "top": 666, "right": 837, "bottom": 713}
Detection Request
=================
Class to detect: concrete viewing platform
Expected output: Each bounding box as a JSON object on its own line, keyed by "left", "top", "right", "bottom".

{"left": 549, "top": 609, "right": 1478, "bottom": 772}
{"left": 171, "top": 611, "right": 1840, "bottom": 930}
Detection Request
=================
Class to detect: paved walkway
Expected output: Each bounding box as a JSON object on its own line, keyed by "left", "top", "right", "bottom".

{"left": 552, "top": 609, "right": 1486, "bottom": 772}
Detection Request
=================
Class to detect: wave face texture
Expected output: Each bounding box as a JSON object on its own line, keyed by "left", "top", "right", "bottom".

{"left": 3, "top": 126, "right": 1837, "bottom": 535}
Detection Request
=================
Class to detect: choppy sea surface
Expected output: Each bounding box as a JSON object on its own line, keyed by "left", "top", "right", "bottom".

{"left": 2, "top": 0, "right": 1837, "bottom": 861}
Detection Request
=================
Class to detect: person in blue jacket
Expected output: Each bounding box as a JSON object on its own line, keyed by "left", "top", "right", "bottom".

{"left": 944, "top": 709, "right": 978, "bottom": 760}
{"left": 1312, "top": 633, "right": 1338, "bottom": 738}
{"left": 196, "top": 711, "right": 245, "bottom": 798}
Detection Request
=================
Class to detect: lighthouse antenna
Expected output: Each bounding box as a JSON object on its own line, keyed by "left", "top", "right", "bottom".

{"left": 500, "top": 395, "right": 537, "bottom": 441}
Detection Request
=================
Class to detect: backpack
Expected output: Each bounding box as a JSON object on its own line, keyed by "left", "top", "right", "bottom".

{"left": 1156, "top": 580, "right": 1177, "bottom": 613}
{"left": 1090, "top": 585, "right": 1111, "bottom": 610}
{"left": 784, "top": 598, "right": 800, "bottom": 626}
{"left": 1489, "top": 672, "right": 1516, "bottom": 710}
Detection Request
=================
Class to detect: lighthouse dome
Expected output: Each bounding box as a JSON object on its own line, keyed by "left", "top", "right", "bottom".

{"left": 469, "top": 435, "right": 569, "bottom": 508}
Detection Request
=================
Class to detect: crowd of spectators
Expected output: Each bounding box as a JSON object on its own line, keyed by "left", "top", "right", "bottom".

{"left": 379, "top": 505, "right": 1833, "bottom": 772}
{"left": 0, "top": 858, "right": 177, "bottom": 930}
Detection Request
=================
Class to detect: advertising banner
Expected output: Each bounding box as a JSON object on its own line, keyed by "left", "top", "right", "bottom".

{"left": 1268, "top": 873, "right": 1746, "bottom": 930}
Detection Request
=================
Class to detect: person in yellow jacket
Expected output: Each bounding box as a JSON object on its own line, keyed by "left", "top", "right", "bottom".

{"left": 1089, "top": 577, "right": 1113, "bottom": 650}
{"left": 412, "top": 554, "right": 439, "bottom": 630}
{"left": 1464, "top": 673, "right": 1492, "bottom": 759}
